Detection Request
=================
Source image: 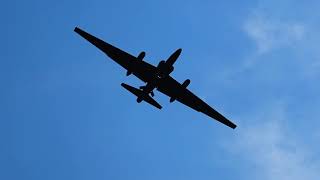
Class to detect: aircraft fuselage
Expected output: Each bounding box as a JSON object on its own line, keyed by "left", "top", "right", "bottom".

{"left": 139, "top": 49, "right": 181, "bottom": 97}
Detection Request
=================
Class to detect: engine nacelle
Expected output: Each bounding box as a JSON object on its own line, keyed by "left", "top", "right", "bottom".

{"left": 137, "top": 97, "right": 143, "bottom": 103}
{"left": 137, "top": 51, "right": 145, "bottom": 60}
{"left": 182, "top": 79, "right": 191, "bottom": 88}
{"left": 157, "top": 60, "right": 174, "bottom": 78}
{"left": 127, "top": 52, "right": 145, "bottom": 76}
{"left": 170, "top": 79, "right": 191, "bottom": 103}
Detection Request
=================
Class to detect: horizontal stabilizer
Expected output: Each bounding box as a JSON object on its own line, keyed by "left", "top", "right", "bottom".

{"left": 121, "top": 83, "right": 162, "bottom": 109}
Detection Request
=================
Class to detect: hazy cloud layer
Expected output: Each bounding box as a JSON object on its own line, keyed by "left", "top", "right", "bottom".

{"left": 239, "top": 2, "right": 320, "bottom": 76}
{"left": 230, "top": 102, "right": 319, "bottom": 180}
{"left": 244, "top": 14, "right": 305, "bottom": 54}
{"left": 220, "top": 2, "right": 320, "bottom": 180}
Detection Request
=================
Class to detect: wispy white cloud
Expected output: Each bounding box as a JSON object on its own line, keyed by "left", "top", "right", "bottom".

{"left": 239, "top": 13, "right": 308, "bottom": 71}
{"left": 213, "top": 2, "right": 320, "bottom": 180}
{"left": 229, "top": 102, "right": 319, "bottom": 180}
{"left": 244, "top": 14, "right": 305, "bottom": 55}
{"left": 239, "top": 2, "right": 320, "bottom": 75}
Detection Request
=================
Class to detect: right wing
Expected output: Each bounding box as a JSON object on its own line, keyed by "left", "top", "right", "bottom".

{"left": 157, "top": 77, "right": 237, "bottom": 129}
{"left": 74, "top": 27, "right": 157, "bottom": 83}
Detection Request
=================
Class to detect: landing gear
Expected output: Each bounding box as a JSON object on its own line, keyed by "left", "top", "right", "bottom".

{"left": 139, "top": 85, "right": 154, "bottom": 97}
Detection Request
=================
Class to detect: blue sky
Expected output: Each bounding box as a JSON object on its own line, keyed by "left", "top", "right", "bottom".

{"left": 2, "top": 0, "right": 320, "bottom": 179}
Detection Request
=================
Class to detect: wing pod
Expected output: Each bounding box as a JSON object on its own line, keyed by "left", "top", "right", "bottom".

{"left": 137, "top": 51, "right": 145, "bottom": 60}
{"left": 121, "top": 83, "right": 162, "bottom": 109}
{"left": 182, "top": 79, "right": 191, "bottom": 88}
{"left": 126, "top": 51, "right": 146, "bottom": 76}
{"left": 170, "top": 79, "right": 191, "bottom": 103}
{"left": 126, "top": 52, "right": 146, "bottom": 76}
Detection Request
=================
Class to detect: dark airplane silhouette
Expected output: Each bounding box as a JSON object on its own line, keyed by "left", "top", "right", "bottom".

{"left": 74, "top": 27, "right": 237, "bottom": 129}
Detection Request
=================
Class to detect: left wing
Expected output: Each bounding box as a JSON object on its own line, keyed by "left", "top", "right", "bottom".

{"left": 74, "top": 27, "right": 157, "bottom": 83}
{"left": 157, "top": 77, "right": 237, "bottom": 129}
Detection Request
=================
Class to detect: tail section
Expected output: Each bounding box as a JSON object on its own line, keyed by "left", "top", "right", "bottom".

{"left": 121, "top": 83, "right": 162, "bottom": 109}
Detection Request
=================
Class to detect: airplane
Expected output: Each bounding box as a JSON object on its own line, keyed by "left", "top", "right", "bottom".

{"left": 74, "top": 27, "right": 237, "bottom": 129}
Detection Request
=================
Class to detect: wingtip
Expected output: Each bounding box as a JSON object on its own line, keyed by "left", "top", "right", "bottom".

{"left": 230, "top": 123, "right": 237, "bottom": 129}
{"left": 74, "top": 26, "right": 80, "bottom": 32}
